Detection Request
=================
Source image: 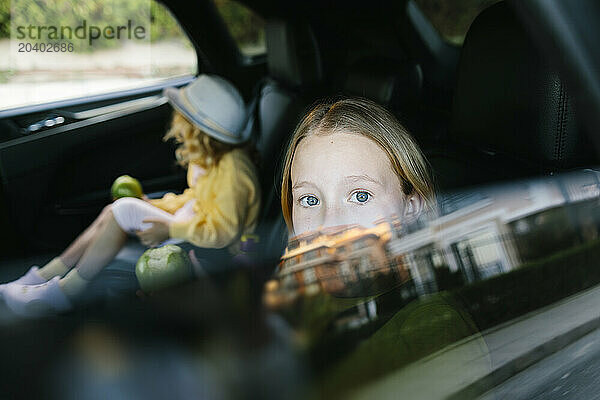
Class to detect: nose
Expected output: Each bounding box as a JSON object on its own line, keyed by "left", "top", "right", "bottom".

{"left": 321, "top": 203, "right": 350, "bottom": 229}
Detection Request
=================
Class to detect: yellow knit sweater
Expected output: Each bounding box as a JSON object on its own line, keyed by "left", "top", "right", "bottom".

{"left": 149, "top": 148, "right": 260, "bottom": 248}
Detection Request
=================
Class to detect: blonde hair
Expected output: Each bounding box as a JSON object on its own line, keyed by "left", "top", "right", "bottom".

{"left": 281, "top": 97, "right": 436, "bottom": 230}
{"left": 163, "top": 110, "right": 234, "bottom": 169}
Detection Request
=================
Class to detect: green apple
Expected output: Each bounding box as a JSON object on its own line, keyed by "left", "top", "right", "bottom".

{"left": 111, "top": 175, "right": 143, "bottom": 200}
{"left": 135, "top": 245, "right": 193, "bottom": 293}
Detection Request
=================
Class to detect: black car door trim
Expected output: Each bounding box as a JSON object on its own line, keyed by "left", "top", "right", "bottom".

{"left": 56, "top": 95, "right": 169, "bottom": 121}
{"left": 0, "top": 95, "right": 171, "bottom": 151}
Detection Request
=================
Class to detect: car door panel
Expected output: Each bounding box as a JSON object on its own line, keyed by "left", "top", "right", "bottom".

{"left": 0, "top": 77, "right": 193, "bottom": 255}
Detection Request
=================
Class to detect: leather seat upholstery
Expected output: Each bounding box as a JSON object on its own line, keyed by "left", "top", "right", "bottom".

{"left": 341, "top": 56, "right": 424, "bottom": 135}
{"left": 428, "top": 2, "right": 597, "bottom": 190}
{"left": 255, "top": 19, "right": 326, "bottom": 259}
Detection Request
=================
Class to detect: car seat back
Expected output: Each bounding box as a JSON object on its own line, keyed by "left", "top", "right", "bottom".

{"left": 340, "top": 56, "right": 425, "bottom": 143}
{"left": 254, "top": 19, "right": 326, "bottom": 260}
{"left": 428, "top": 2, "right": 597, "bottom": 190}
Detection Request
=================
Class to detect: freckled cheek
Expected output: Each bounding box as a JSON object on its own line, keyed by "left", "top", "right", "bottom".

{"left": 387, "top": 195, "right": 407, "bottom": 215}
{"left": 343, "top": 199, "right": 400, "bottom": 226}
{"left": 366, "top": 192, "right": 401, "bottom": 212}
{"left": 292, "top": 207, "right": 322, "bottom": 235}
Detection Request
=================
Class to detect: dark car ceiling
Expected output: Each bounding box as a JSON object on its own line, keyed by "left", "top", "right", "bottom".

{"left": 163, "top": 0, "right": 411, "bottom": 61}
{"left": 161, "top": 0, "right": 415, "bottom": 96}
{"left": 238, "top": 0, "right": 410, "bottom": 54}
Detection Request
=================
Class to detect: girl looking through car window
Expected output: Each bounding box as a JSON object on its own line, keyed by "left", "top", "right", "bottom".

{"left": 281, "top": 97, "right": 435, "bottom": 236}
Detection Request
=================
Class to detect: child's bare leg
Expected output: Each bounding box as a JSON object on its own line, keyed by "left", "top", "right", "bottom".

{"left": 1, "top": 208, "right": 128, "bottom": 315}
{"left": 58, "top": 205, "right": 113, "bottom": 267}
{"left": 60, "top": 209, "right": 128, "bottom": 299}
{"left": 38, "top": 205, "right": 113, "bottom": 280}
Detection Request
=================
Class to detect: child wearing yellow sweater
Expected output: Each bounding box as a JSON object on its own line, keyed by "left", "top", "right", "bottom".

{"left": 1, "top": 75, "right": 261, "bottom": 316}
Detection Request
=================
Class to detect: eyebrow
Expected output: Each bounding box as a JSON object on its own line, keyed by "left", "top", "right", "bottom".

{"left": 344, "top": 174, "right": 384, "bottom": 186}
{"left": 292, "top": 180, "right": 315, "bottom": 191}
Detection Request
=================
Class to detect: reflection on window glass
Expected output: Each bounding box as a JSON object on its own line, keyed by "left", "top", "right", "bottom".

{"left": 414, "top": 0, "right": 502, "bottom": 45}
{"left": 264, "top": 169, "right": 600, "bottom": 397}
{"left": 454, "top": 230, "right": 506, "bottom": 280}
{"left": 304, "top": 267, "right": 316, "bottom": 285}
{"left": 213, "top": 0, "right": 265, "bottom": 57}
{"left": 0, "top": 0, "right": 196, "bottom": 111}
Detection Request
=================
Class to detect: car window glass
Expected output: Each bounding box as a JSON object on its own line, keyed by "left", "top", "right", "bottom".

{"left": 414, "top": 0, "right": 502, "bottom": 45}
{"left": 266, "top": 167, "right": 600, "bottom": 396}
{"left": 213, "top": 0, "right": 266, "bottom": 57}
{"left": 0, "top": 0, "right": 196, "bottom": 111}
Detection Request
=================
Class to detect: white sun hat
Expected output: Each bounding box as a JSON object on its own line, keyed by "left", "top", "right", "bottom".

{"left": 163, "top": 74, "right": 255, "bottom": 145}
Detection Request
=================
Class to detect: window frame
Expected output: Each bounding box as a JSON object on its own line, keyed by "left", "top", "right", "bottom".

{"left": 211, "top": 0, "right": 267, "bottom": 66}
{"left": 0, "top": 0, "right": 199, "bottom": 116}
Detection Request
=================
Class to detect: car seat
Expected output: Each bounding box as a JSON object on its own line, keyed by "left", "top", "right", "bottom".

{"left": 426, "top": 2, "right": 597, "bottom": 191}
{"left": 95, "top": 19, "right": 326, "bottom": 295}
{"left": 254, "top": 19, "right": 326, "bottom": 262}
{"left": 340, "top": 56, "right": 425, "bottom": 144}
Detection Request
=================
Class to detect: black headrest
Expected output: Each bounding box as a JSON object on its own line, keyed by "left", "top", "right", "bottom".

{"left": 343, "top": 57, "right": 423, "bottom": 111}
{"left": 265, "top": 20, "right": 322, "bottom": 88}
{"left": 452, "top": 2, "right": 594, "bottom": 169}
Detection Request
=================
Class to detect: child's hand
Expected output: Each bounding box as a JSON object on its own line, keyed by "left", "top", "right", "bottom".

{"left": 137, "top": 217, "right": 171, "bottom": 247}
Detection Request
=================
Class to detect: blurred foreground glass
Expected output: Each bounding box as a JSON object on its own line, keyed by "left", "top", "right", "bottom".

{"left": 264, "top": 168, "right": 600, "bottom": 397}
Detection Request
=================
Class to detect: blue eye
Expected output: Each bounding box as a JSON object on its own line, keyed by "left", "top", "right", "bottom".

{"left": 300, "top": 195, "right": 319, "bottom": 207}
{"left": 350, "top": 191, "right": 371, "bottom": 204}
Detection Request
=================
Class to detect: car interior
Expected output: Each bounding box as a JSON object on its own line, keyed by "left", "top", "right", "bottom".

{"left": 0, "top": 0, "right": 597, "bottom": 303}
{"left": 1, "top": 0, "right": 597, "bottom": 264}
{"left": 0, "top": 0, "right": 599, "bottom": 397}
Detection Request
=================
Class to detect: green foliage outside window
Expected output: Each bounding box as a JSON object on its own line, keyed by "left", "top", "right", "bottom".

{"left": 0, "top": 0, "right": 264, "bottom": 55}
{"left": 214, "top": 0, "right": 265, "bottom": 56}
{"left": 0, "top": 0, "right": 187, "bottom": 49}
{"left": 0, "top": 0, "right": 9, "bottom": 38}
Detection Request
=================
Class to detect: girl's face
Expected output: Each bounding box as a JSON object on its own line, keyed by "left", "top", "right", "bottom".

{"left": 290, "top": 131, "right": 420, "bottom": 235}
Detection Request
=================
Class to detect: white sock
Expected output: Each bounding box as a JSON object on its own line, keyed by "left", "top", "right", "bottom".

{"left": 59, "top": 269, "right": 89, "bottom": 299}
